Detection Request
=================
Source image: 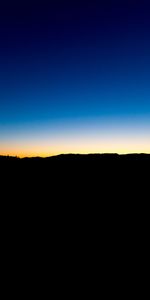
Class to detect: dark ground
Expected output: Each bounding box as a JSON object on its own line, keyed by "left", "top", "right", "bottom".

{"left": 1, "top": 153, "right": 149, "bottom": 221}
{"left": 1, "top": 153, "right": 149, "bottom": 230}
{"left": 1, "top": 153, "right": 149, "bottom": 283}
{"left": 1, "top": 153, "right": 149, "bottom": 195}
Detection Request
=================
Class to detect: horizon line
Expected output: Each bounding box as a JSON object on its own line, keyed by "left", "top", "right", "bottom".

{"left": 1, "top": 152, "right": 150, "bottom": 159}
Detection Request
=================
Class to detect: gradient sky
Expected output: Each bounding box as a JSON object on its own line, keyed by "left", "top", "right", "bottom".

{"left": 0, "top": 0, "right": 150, "bottom": 156}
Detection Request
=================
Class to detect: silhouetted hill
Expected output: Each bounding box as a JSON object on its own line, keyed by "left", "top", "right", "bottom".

{"left": 1, "top": 153, "right": 150, "bottom": 169}
{"left": 1, "top": 153, "right": 150, "bottom": 162}
{"left": 1, "top": 153, "right": 149, "bottom": 268}
{"left": 1, "top": 153, "right": 149, "bottom": 188}
{"left": 1, "top": 153, "right": 149, "bottom": 203}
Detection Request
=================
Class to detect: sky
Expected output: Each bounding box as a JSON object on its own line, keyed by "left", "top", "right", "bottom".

{"left": 0, "top": 0, "right": 150, "bottom": 156}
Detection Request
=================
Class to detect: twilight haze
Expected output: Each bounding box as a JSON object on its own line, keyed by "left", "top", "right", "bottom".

{"left": 0, "top": 0, "right": 150, "bottom": 157}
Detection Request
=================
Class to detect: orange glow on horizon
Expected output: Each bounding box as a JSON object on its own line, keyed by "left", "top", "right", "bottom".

{"left": 1, "top": 145, "right": 150, "bottom": 158}
{"left": 1, "top": 123, "right": 150, "bottom": 157}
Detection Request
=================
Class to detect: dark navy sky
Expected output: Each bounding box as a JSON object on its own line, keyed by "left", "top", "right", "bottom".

{"left": 0, "top": 0, "right": 150, "bottom": 155}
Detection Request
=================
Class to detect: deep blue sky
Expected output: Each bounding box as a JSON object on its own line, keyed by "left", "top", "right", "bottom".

{"left": 0, "top": 0, "right": 150, "bottom": 155}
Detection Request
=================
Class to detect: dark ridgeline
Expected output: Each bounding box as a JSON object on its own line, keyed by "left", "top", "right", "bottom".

{"left": 1, "top": 152, "right": 150, "bottom": 168}
{"left": 1, "top": 153, "right": 149, "bottom": 283}
{"left": 1, "top": 153, "right": 149, "bottom": 212}
{"left": 1, "top": 153, "right": 149, "bottom": 231}
{"left": 1, "top": 153, "right": 149, "bottom": 189}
